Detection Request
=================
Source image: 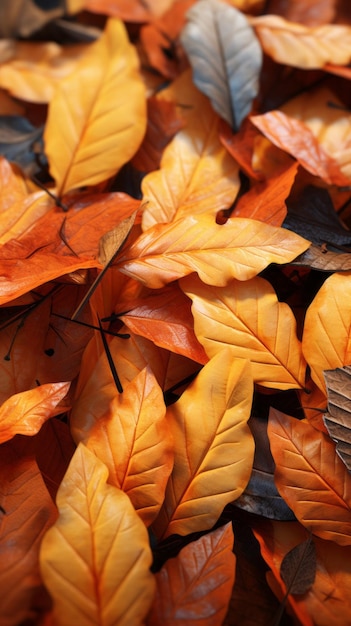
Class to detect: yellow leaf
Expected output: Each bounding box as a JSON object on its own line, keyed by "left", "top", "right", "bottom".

{"left": 182, "top": 275, "right": 306, "bottom": 390}
{"left": 40, "top": 443, "right": 155, "bottom": 626}
{"left": 44, "top": 18, "right": 146, "bottom": 196}
{"left": 268, "top": 409, "right": 351, "bottom": 546}
{"left": 0, "top": 382, "right": 70, "bottom": 443}
{"left": 118, "top": 213, "right": 310, "bottom": 288}
{"left": 147, "top": 523, "right": 236, "bottom": 626}
{"left": 152, "top": 350, "right": 254, "bottom": 539}
{"left": 86, "top": 367, "right": 173, "bottom": 526}
{"left": 302, "top": 272, "right": 351, "bottom": 393}
{"left": 141, "top": 83, "right": 239, "bottom": 230}
{"left": 251, "top": 15, "right": 351, "bottom": 69}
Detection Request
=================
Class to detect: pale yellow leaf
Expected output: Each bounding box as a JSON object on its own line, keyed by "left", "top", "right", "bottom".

{"left": 40, "top": 443, "right": 155, "bottom": 626}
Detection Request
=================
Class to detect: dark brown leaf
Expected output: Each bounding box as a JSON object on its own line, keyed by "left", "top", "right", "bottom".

{"left": 280, "top": 536, "right": 317, "bottom": 595}
{"left": 324, "top": 366, "right": 351, "bottom": 472}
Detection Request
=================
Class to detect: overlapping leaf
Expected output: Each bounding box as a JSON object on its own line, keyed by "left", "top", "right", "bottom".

{"left": 86, "top": 368, "right": 173, "bottom": 526}
{"left": 268, "top": 409, "right": 351, "bottom": 546}
{"left": 182, "top": 274, "right": 307, "bottom": 389}
{"left": 44, "top": 18, "right": 147, "bottom": 196}
{"left": 302, "top": 272, "right": 351, "bottom": 393}
{"left": 40, "top": 443, "right": 155, "bottom": 626}
{"left": 323, "top": 366, "right": 351, "bottom": 473}
{"left": 152, "top": 350, "right": 254, "bottom": 539}
{"left": 118, "top": 213, "right": 310, "bottom": 288}
{"left": 181, "top": 0, "right": 262, "bottom": 130}
{"left": 251, "top": 14, "right": 351, "bottom": 68}
{"left": 147, "top": 523, "right": 235, "bottom": 626}
{"left": 0, "top": 382, "right": 70, "bottom": 443}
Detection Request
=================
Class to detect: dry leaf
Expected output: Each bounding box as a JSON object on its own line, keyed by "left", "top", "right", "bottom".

{"left": 181, "top": 0, "right": 262, "bottom": 130}
{"left": 40, "top": 443, "right": 155, "bottom": 626}
{"left": 152, "top": 350, "right": 254, "bottom": 539}
{"left": 182, "top": 275, "right": 307, "bottom": 390}
{"left": 280, "top": 536, "right": 316, "bottom": 595}
{"left": 323, "top": 366, "right": 351, "bottom": 473}
{"left": 44, "top": 18, "right": 146, "bottom": 196}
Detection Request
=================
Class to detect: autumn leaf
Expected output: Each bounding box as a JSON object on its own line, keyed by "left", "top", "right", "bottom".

{"left": 181, "top": 274, "right": 307, "bottom": 390}
{"left": 302, "top": 272, "right": 351, "bottom": 393}
{"left": 152, "top": 350, "right": 254, "bottom": 539}
{"left": 268, "top": 409, "right": 351, "bottom": 546}
{"left": 181, "top": 0, "right": 262, "bottom": 130}
{"left": 251, "top": 14, "right": 351, "bottom": 69}
{"left": 251, "top": 110, "right": 351, "bottom": 186}
{"left": 0, "top": 382, "right": 70, "bottom": 444}
{"left": 40, "top": 443, "right": 155, "bottom": 626}
{"left": 118, "top": 213, "right": 310, "bottom": 288}
{"left": 147, "top": 523, "right": 236, "bottom": 626}
{"left": 86, "top": 367, "right": 174, "bottom": 526}
{"left": 323, "top": 365, "right": 351, "bottom": 473}
{"left": 280, "top": 536, "right": 316, "bottom": 595}
{"left": 0, "top": 439, "right": 57, "bottom": 626}
{"left": 44, "top": 18, "right": 146, "bottom": 196}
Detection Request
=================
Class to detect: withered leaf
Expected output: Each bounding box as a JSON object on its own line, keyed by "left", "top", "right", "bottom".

{"left": 0, "top": 115, "right": 45, "bottom": 176}
{"left": 181, "top": 0, "right": 262, "bottom": 130}
{"left": 280, "top": 536, "right": 317, "bottom": 596}
{"left": 324, "top": 366, "right": 351, "bottom": 473}
{"left": 0, "top": 0, "right": 65, "bottom": 38}
{"left": 293, "top": 245, "right": 351, "bottom": 272}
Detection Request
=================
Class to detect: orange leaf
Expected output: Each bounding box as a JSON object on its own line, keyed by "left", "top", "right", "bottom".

{"left": 152, "top": 350, "right": 254, "bottom": 539}
{"left": 141, "top": 89, "right": 239, "bottom": 230}
{"left": 118, "top": 213, "right": 310, "bottom": 288}
{"left": 302, "top": 272, "right": 351, "bottom": 393}
{"left": 86, "top": 367, "right": 173, "bottom": 526}
{"left": 251, "top": 15, "right": 351, "bottom": 68}
{"left": 251, "top": 110, "right": 351, "bottom": 186}
{"left": 268, "top": 409, "right": 351, "bottom": 546}
{"left": 44, "top": 18, "right": 146, "bottom": 195}
{"left": 40, "top": 443, "right": 155, "bottom": 626}
{"left": 0, "top": 382, "right": 70, "bottom": 444}
{"left": 147, "top": 523, "right": 235, "bottom": 626}
{"left": 182, "top": 275, "right": 307, "bottom": 390}
{"left": 0, "top": 439, "right": 57, "bottom": 626}
{"left": 81, "top": 0, "right": 172, "bottom": 21}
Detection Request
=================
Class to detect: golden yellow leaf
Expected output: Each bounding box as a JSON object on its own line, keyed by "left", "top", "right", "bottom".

{"left": 181, "top": 275, "right": 306, "bottom": 390}
{"left": 152, "top": 350, "right": 254, "bottom": 539}
{"left": 302, "top": 272, "right": 351, "bottom": 393}
{"left": 44, "top": 18, "right": 146, "bottom": 196}
{"left": 251, "top": 15, "right": 351, "bottom": 69}
{"left": 141, "top": 73, "right": 239, "bottom": 230}
{"left": 268, "top": 409, "right": 351, "bottom": 546}
{"left": 40, "top": 443, "right": 155, "bottom": 626}
{"left": 86, "top": 367, "right": 173, "bottom": 526}
{"left": 118, "top": 213, "right": 310, "bottom": 288}
{"left": 147, "top": 523, "right": 236, "bottom": 626}
{"left": 0, "top": 382, "right": 70, "bottom": 444}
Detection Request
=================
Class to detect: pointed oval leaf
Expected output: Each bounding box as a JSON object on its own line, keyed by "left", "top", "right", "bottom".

{"left": 302, "top": 272, "right": 351, "bottom": 393}
{"left": 40, "top": 443, "right": 155, "bottom": 626}
{"left": 152, "top": 350, "right": 254, "bottom": 539}
{"left": 0, "top": 382, "right": 70, "bottom": 444}
{"left": 118, "top": 213, "right": 310, "bottom": 289}
{"left": 181, "top": 275, "right": 306, "bottom": 390}
{"left": 280, "top": 536, "right": 317, "bottom": 596}
{"left": 44, "top": 18, "right": 146, "bottom": 195}
{"left": 181, "top": 0, "right": 262, "bottom": 130}
{"left": 0, "top": 440, "right": 57, "bottom": 626}
{"left": 323, "top": 365, "right": 351, "bottom": 473}
{"left": 268, "top": 409, "right": 351, "bottom": 546}
{"left": 147, "top": 523, "right": 235, "bottom": 626}
{"left": 86, "top": 367, "right": 174, "bottom": 527}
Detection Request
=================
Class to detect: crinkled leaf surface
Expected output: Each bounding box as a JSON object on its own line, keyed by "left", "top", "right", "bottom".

{"left": 40, "top": 443, "right": 155, "bottom": 626}
{"left": 152, "top": 350, "right": 254, "bottom": 539}
{"left": 0, "top": 382, "right": 70, "bottom": 444}
{"left": 86, "top": 367, "right": 173, "bottom": 526}
{"left": 302, "top": 272, "right": 351, "bottom": 393}
{"left": 44, "top": 18, "right": 146, "bottom": 196}
{"left": 0, "top": 439, "right": 57, "bottom": 626}
{"left": 141, "top": 83, "right": 239, "bottom": 230}
{"left": 147, "top": 523, "right": 235, "bottom": 626}
{"left": 118, "top": 213, "right": 310, "bottom": 288}
{"left": 323, "top": 366, "right": 351, "bottom": 473}
{"left": 268, "top": 409, "right": 351, "bottom": 546}
{"left": 251, "top": 15, "right": 351, "bottom": 69}
{"left": 181, "top": 274, "right": 306, "bottom": 390}
{"left": 181, "top": 0, "right": 262, "bottom": 130}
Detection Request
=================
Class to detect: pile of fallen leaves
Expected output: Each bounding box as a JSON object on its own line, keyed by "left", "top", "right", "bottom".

{"left": 1, "top": 0, "right": 351, "bottom": 624}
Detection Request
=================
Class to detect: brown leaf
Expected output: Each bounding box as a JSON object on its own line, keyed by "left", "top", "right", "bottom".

{"left": 323, "top": 366, "right": 351, "bottom": 473}
{"left": 280, "top": 536, "right": 317, "bottom": 595}
{"left": 293, "top": 245, "right": 351, "bottom": 272}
